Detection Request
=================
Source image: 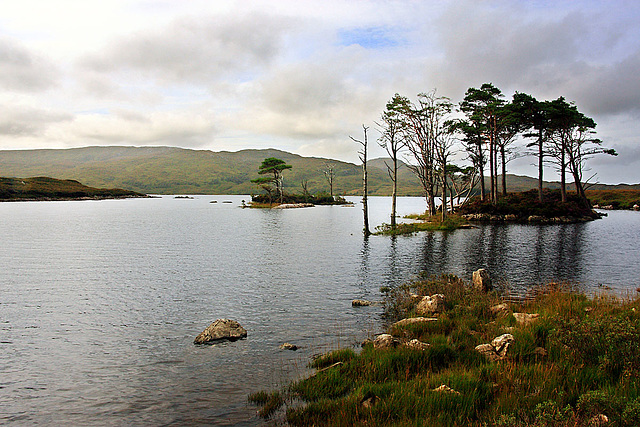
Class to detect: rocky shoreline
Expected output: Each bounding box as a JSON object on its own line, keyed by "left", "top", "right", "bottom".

{"left": 462, "top": 212, "right": 599, "bottom": 224}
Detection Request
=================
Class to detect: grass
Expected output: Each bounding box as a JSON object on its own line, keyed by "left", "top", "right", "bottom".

{"left": 0, "top": 176, "right": 145, "bottom": 201}
{"left": 459, "top": 189, "right": 599, "bottom": 220}
{"left": 249, "top": 275, "right": 640, "bottom": 426}
{"left": 374, "top": 214, "right": 469, "bottom": 235}
{"left": 586, "top": 189, "right": 640, "bottom": 210}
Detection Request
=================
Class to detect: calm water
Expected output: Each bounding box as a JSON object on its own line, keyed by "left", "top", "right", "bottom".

{"left": 1, "top": 196, "right": 639, "bottom": 425}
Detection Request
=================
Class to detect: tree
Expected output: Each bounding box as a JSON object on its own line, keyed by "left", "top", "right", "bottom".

{"left": 251, "top": 157, "right": 292, "bottom": 204}
{"left": 459, "top": 83, "right": 505, "bottom": 205}
{"left": 321, "top": 162, "right": 336, "bottom": 200}
{"left": 511, "top": 92, "right": 550, "bottom": 202}
{"left": 376, "top": 93, "right": 407, "bottom": 229}
{"left": 351, "top": 125, "right": 371, "bottom": 236}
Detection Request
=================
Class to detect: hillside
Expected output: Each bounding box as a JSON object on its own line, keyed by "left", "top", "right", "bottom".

{"left": 0, "top": 146, "right": 424, "bottom": 195}
{"left": 0, "top": 176, "right": 146, "bottom": 201}
{"left": 0, "top": 146, "right": 634, "bottom": 196}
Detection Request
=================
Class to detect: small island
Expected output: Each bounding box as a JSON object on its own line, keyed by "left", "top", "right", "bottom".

{"left": 0, "top": 176, "right": 148, "bottom": 202}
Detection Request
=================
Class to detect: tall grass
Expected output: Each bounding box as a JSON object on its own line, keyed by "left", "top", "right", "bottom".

{"left": 250, "top": 276, "right": 640, "bottom": 426}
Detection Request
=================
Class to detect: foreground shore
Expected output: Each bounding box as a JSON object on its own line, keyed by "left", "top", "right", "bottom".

{"left": 250, "top": 274, "right": 640, "bottom": 426}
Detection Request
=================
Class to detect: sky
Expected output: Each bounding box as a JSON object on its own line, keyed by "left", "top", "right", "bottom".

{"left": 1, "top": 0, "right": 639, "bottom": 184}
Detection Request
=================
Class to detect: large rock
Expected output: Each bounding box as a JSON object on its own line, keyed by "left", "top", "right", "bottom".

{"left": 475, "top": 333, "right": 514, "bottom": 361}
{"left": 513, "top": 312, "right": 540, "bottom": 326}
{"left": 392, "top": 317, "right": 438, "bottom": 328}
{"left": 194, "top": 319, "right": 247, "bottom": 344}
{"left": 472, "top": 269, "right": 493, "bottom": 292}
{"left": 373, "top": 334, "right": 400, "bottom": 349}
{"left": 416, "top": 294, "right": 446, "bottom": 316}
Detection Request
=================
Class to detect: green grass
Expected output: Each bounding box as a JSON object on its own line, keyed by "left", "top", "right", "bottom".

{"left": 586, "top": 189, "right": 640, "bottom": 210}
{"left": 374, "top": 214, "right": 469, "bottom": 235}
{"left": 250, "top": 276, "right": 640, "bottom": 426}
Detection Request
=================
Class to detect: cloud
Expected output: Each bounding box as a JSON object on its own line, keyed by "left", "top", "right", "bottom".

{"left": 80, "top": 12, "right": 295, "bottom": 85}
{"left": 48, "top": 109, "right": 216, "bottom": 147}
{"left": 0, "top": 37, "right": 59, "bottom": 92}
{"left": 0, "top": 105, "right": 71, "bottom": 138}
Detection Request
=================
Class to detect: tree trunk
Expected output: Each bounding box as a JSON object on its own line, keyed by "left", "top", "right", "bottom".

{"left": 478, "top": 145, "right": 486, "bottom": 201}
{"left": 501, "top": 145, "right": 507, "bottom": 196}
{"left": 441, "top": 164, "right": 447, "bottom": 221}
{"left": 538, "top": 129, "right": 544, "bottom": 203}
{"left": 560, "top": 139, "right": 567, "bottom": 203}
{"left": 489, "top": 137, "right": 495, "bottom": 204}
{"left": 391, "top": 157, "right": 397, "bottom": 228}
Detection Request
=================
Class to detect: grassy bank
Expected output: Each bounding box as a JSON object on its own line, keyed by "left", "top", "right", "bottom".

{"left": 459, "top": 189, "right": 599, "bottom": 221}
{"left": 374, "top": 214, "right": 469, "bottom": 235}
{"left": 0, "top": 176, "right": 146, "bottom": 201}
{"left": 250, "top": 275, "right": 640, "bottom": 426}
{"left": 586, "top": 189, "right": 640, "bottom": 210}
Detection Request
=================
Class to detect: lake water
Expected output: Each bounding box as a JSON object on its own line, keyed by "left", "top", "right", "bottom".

{"left": 1, "top": 196, "right": 639, "bottom": 425}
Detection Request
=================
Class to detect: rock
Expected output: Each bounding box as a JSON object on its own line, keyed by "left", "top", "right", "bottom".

{"left": 634, "top": 204, "right": 639, "bottom": 211}
{"left": 416, "top": 294, "right": 446, "bottom": 316}
{"left": 491, "top": 334, "right": 514, "bottom": 358}
{"left": 404, "top": 339, "right": 430, "bottom": 351}
{"left": 433, "top": 384, "right": 461, "bottom": 395}
{"left": 472, "top": 269, "right": 493, "bottom": 292}
{"left": 361, "top": 338, "right": 373, "bottom": 347}
{"left": 280, "top": 342, "right": 298, "bottom": 351}
{"left": 361, "top": 395, "right": 378, "bottom": 409}
{"left": 475, "top": 343, "right": 502, "bottom": 362}
{"left": 476, "top": 334, "right": 514, "bottom": 361}
{"left": 352, "top": 299, "right": 373, "bottom": 307}
{"left": 513, "top": 312, "right": 540, "bottom": 326}
{"left": 392, "top": 317, "right": 438, "bottom": 328}
{"left": 194, "top": 319, "right": 247, "bottom": 344}
{"left": 373, "top": 334, "right": 400, "bottom": 349}
{"left": 490, "top": 303, "right": 509, "bottom": 316}
{"left": 588, "top": 414, "right": 609, "bottom": 426}
{"left": 273, "top": 203, "right": 314, "bottom": 209}
{"left": 533, "top": 347, "right": 548, "bottom": 357}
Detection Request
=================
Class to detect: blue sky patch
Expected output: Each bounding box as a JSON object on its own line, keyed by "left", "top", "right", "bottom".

{"left": 337, "top": 26, "right": 401, "bottom": 49}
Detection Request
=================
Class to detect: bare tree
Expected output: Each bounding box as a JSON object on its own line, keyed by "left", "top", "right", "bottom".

{"left": 321, "top": 162, "right": 336, "bottom": 200}
{"left": 350, "top": 125, "right": 371, "bottom": 236}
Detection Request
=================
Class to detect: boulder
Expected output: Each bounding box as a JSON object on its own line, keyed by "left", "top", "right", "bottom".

{"left": 490, "top": 303, "right": 510, "bottom": 316}
{"left": 433, "top": 384, "right": 461, "bottom": 395}
{"left": 474, "top": 343, "right": 502, "bottom": 362}
{"left": 475, "top": 333, "right": 514, "bottom": 361}
{"left": 280, "top": 342, "right": 298, "bottom": 351}
{"left": 373, "top": 334, "right": 400, "bottom": 349}
{"left": 404, "top": 339, "right": 430, "bottom": 351}
{"left": 416, "top": 294, "right": 446, "bottom": 316}
{"left": 588, "top": 414, "right": 609, "bottom": 426}
{"left": 352, "top": 299, "right": 373, "bottom": 307}
{"left": 194, "top": 319, "right": 247, "bottom": 344}
{"left": 491, "top": 334, "right": 514, "bottom": 358}
{"left": 472, "top": 269, "right": 493, "bottom": 292}
{"left": 392, "top": 317, "right": 438, "bottom": 328}
{"left": 513, "top": 312, "right": 540, "bottom": 326}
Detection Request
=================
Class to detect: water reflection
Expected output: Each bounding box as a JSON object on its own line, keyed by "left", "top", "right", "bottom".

{"left": 371, "top": 222, "right": 599, "bottom": 295}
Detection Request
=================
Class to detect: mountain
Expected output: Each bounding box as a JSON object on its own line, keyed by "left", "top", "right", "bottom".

{"left": 0, "top": 146, "right": 634, "bottom": 195}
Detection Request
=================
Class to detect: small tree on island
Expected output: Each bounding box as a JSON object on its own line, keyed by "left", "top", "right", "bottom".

{"left": 251, "top": 157, "right": 292, "bottom": 204}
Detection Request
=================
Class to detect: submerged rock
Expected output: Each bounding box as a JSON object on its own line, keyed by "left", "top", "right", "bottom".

{"left": 279, "top": 342, "right": 298, "bottom": 351}
{"left": 194, "top": 319, "right": 247, "bottom": 344}
{"left": 352, "top": 299, "right": 373, "bottom": 307}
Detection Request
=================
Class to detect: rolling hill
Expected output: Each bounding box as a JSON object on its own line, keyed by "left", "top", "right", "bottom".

{"left": 0, "top": 146, "right": 634, "bottom": 196}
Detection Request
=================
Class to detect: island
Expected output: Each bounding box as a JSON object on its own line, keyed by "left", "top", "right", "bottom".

{"left": 0, "top": 176, "right": 148, "bottom": 201}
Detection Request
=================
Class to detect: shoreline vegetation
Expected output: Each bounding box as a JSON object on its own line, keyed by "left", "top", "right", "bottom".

{"left": 249, "top": 274, "right": 640, "bottom": 426}
{"left": 0, "top": 176, "right": 148, "bottom": 201}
